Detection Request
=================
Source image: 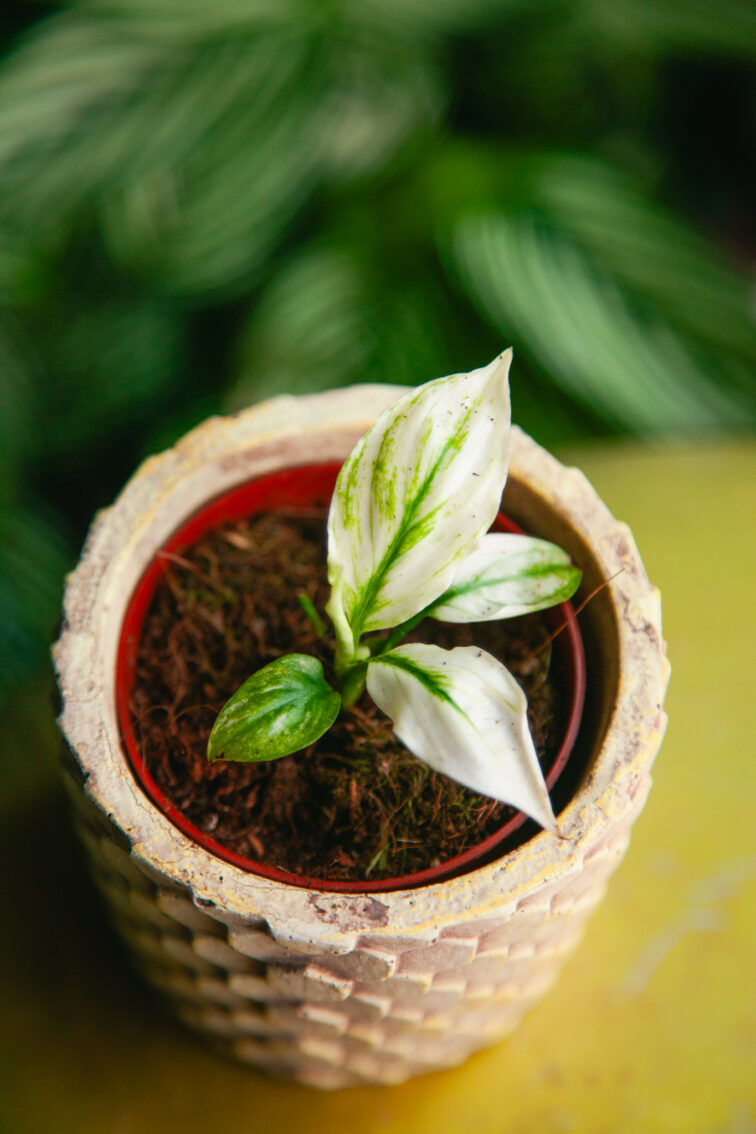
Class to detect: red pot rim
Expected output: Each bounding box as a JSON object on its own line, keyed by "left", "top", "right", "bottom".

{"left": 116, "top": 461, "right": 586, "bottom": 893}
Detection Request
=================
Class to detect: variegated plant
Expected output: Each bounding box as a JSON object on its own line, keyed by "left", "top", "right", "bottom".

{"left": 207, "top": 351, "right": 581, "bottom": 832}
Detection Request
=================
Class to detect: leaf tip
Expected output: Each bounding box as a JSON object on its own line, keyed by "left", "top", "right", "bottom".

{"left": 492, "top": 346, "right": 513, "bottom": 382}
{"left": 478, "top": 348, "right": 513, "bottom": 423}
{"left": 206, "top": 727, "right": 224, "bottom": 763}
{"left": 542, "top": 810, "right": 559, "bottom": 837}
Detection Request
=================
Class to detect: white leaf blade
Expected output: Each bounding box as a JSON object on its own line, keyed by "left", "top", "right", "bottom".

{"left": 431, "top": 532, "right": 581, "bottom": 623}
{"left": 366, "top": 643, "right": 556, "bottom": 832}
{"left": 327, "top": 350, "right": 512, "bottom": 641}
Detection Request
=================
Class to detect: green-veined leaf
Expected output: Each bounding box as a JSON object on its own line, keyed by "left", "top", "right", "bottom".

{"left": 430, "top": 532, "right": 581, "bottom": 622}
{"left": 366, "top": 643, "right": 556, "bottom": 831}
{"left": 534, "top": 154, "right": 756, "bottom": 363}
{"left": 454, "top": 215, "right": 749, "bottom": 433}
{"left": 326, "top": 351, "right": 512, "bottom": 652}
{"left": 228, "top": 240, "right": 453, "bottom": 409}
{"left": 207, "top": 654, "right": 341, "bottom": 763}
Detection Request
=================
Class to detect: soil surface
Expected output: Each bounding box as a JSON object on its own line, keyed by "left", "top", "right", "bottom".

{"left": 129, "top": 509, "right": 566, "bottom": 882}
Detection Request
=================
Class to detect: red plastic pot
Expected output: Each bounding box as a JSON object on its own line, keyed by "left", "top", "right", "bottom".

{"left": 117, "top": 461, "right": 585, "bottom": 894}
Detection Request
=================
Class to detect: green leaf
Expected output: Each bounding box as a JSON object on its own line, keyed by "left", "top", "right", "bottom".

{"left": 207, "top": 654, "right": 341, "bottom": 764}
{"left": 356, "top": 0, "right": 514, "bottom": 35}
{"left": 0, "top": 502, "right": 71, "bottom": 706}
{"left": 326, "top": 351, "right": 512, "bottom": 655}
{"left": 367, "top": 643, "right": 556, "bottom": 831}
{"left": 230, "top": 245, "right": 377, "bottom": 403}
{"left": 312, "top": 30, "right": 442, "bottom": 182}
{"left": 228, "top": 241, "right": 452, "bottom": 410}
{"left": 37, "top": 295, "right": 185, "bottom": 456}
{"left": 431, "top": 533, "right": 581, "bottom": 622}
{"left": 454, "top": 214, "right": 749, "bottom": 434}
{"left": 78, "top": 1, "right": 303, "bottom": 38}
{"left": 0, "top": 18, "right": 171, "bottom": 234}
{"left": 0, "top": 311, "right": 36, "bottom": 480}
{"left": 586, "top": 0, "right": 756, "bottom": 57}
{"left": 99, "top": 52, "right": 322, "bottom": 297}
{"left": 534, "top": 155, "right": 756, "bottom": 364}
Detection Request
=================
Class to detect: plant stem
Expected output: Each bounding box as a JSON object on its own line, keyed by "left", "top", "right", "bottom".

{"left": 340, "top": 661, "right": 368, "bottom": 708}
{"left": 326, "top": 580, "right": 356, "bottom": 674}
{"left": 378, "top": 603, "right": 436, "bottom": 655}
{"left": 297, "top": 592, "right": 327, "bottom": 637}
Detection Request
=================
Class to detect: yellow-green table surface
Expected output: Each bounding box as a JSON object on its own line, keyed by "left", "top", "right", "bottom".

{"left": 1, "top": 441, "right": 754, "bottom": 1134}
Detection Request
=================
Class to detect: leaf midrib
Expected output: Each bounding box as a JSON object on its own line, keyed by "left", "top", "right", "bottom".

{"left": 373, "top": 651, "right": 460, "bottom": 712}
{"left": 436, "top": 563, "right": 575, "bottom": 605}
{"left": 347, "top": 401, "right": 478, "bottom": 640}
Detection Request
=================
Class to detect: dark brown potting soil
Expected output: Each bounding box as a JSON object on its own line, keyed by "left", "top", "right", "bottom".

{"left": 129, "top": 509, "right": 566, "bottom": 882}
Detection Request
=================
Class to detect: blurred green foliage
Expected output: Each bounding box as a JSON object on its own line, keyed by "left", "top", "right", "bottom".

{"left": 0, "top": 0, "right": 754, "bottom": 704}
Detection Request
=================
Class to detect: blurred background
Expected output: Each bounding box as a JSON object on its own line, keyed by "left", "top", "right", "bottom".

{"left": 0, "top": 0, "right": 754, "bottom": 721}
{"left": 0, "top": 5, "right": 755, "bottom": 1131}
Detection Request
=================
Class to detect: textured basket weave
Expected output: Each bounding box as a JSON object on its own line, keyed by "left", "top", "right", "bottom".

{"left": 54, "top": 386, "right": 669, "bottom": 1089}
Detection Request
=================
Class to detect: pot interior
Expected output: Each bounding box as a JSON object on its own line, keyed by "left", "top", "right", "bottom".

{"left": 117, "top": 462, "right": 588, "bottom": 892}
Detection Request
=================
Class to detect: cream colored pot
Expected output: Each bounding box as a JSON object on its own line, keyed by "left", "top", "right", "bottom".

{"left": 53, "top": 387, "right": 669, "bottom": 1089}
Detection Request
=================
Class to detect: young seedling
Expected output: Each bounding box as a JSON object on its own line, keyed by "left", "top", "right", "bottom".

{"left": 207, "top": 351, "right": 581, "bottom": 832}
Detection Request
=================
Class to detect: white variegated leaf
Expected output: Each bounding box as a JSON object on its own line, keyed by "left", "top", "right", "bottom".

{"left": 366, "top": 642, "right": 556, "bottom": 832}
{"left": 430, "top": 533, "right": 581, "bottom": 623}
{"left": 326, "top": 351, "right": 512, "bottom": 648}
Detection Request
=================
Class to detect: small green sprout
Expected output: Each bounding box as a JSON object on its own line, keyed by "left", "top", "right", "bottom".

{"left": 207, "top": 351, "right": 581, "bottom": 831}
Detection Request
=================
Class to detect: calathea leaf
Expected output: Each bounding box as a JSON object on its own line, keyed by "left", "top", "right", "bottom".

{"left": 366, "top": 643, "right": 556, "bottom": 832}
{"left": 326, "top": 351, "right": 512, "bottom": 653}
{"left": 430, "top": 533, "right": 581, "bottom": 623}
{"left": 207, "top": 655, "right": 341, "bottom": 763}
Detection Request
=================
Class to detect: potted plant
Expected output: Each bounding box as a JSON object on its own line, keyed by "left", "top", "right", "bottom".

{"left": 54, "top": 352, "right": 669, "bottom": 1088}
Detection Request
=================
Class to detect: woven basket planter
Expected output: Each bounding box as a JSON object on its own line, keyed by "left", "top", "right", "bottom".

{"left": 54, "top": 385, "right": 669, "bottom": 1089}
